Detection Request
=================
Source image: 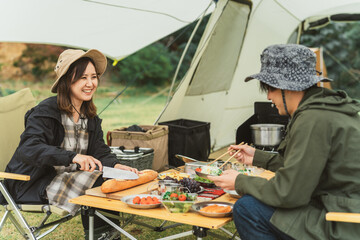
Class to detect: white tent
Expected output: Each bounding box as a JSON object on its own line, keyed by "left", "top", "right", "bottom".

{"left": 157, "top": 0, "right": 360, "bottom": 150}
{"left": 1, "top": 0, "right": 360, "bottom": 151}
{"left": 0, "top": 0, "right": 214, "bottom": 60}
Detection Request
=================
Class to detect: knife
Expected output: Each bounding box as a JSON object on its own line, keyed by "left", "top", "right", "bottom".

{"left": 75, "top": 164, "right": 139, "bottom": 180}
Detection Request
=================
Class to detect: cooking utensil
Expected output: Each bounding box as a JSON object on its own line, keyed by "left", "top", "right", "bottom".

{"left": 250, "top": 124, "right": 285, "bottom": 147}
{"left": 175, "top": 154, "right": 199, "bottom": 163}
{"left": 76, "top": 164, "right": 139, "bottom": 180}
{"left": 121, "top": 194, "right": 162, "bottom": 209}
{"left": 206, "top": 142, "right": 244, "bottom": 166}
{"left": 102, "top": 166, "right": 139, "bottom": 180}
{"left": 218, "top": 149, "right": 240, "bottom": 169}
{"left": 192, "top": 201, "right": 233, "bottom": 218}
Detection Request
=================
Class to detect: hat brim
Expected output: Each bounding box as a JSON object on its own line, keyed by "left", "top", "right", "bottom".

{"left": 244, "top": 72, "right": 330, "bottom": 91}
{"left": 51, "top": 49, "right": 107, "bottom": 93}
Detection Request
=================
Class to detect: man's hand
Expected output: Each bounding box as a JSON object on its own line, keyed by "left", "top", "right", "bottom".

{"left": 228, "top": 144, "right": 255, "bottom": 166}
{"left": 114, "top": 164, "right": 139, "bottom": 174}
{"left": 207, "top": 169, "right": 240, "bottom": 190}
{"left": 72, "top": 154, "right": 103, "bottom": 172}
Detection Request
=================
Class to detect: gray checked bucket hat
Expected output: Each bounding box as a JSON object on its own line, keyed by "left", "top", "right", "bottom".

{"left": 51, "top": 49, "right": 107, "bottom": 93}
{"left": 245, "top": 44, "right": 331, "bottom": 91}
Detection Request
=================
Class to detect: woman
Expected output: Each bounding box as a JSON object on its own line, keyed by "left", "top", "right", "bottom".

{"left": 5, "top": 49, "right": 138, "bottom": 239}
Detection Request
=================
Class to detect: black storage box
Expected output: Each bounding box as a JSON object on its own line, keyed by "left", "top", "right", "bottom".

{"left": 159, "top": 119, "right": 210, "bottom": 167}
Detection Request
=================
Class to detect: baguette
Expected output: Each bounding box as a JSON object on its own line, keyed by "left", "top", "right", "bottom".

{"left": 101, "top": 169, "right": 158, "bottom": 193}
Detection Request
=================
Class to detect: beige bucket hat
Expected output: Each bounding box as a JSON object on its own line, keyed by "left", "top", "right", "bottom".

{"left": 51, "top": 49, "right": 107, "bottom": 93}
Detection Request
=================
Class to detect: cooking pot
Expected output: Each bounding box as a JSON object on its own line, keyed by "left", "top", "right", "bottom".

{"left": 250, "top": 124, "right": 285, "bottom": 147}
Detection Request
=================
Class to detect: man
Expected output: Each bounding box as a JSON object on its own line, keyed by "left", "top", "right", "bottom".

{"left": 209, "top": 44, "right": 360, "bottom": 240}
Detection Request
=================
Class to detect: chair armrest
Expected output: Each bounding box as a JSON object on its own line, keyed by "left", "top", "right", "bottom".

{"left": 326, "top": 212, "right": 360, "bottom": 223}
{"left": 0, "top": 172, "right": 30, "bottom": 181}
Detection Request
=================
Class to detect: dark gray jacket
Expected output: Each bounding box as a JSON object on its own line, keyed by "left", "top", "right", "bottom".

{"left": 2, "top": 96, "right": 117, "bottom": 204}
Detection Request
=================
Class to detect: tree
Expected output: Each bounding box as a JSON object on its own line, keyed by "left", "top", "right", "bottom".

{"left": 13, "top": 44, "right": 64, "bottom": 82}
{"left": 301, "top": 22, "right": 360, "bottom": 99}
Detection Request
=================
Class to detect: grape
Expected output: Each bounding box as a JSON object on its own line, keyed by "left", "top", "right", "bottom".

{"left": 178, "top": 177, "right": 200, "bottom": 193}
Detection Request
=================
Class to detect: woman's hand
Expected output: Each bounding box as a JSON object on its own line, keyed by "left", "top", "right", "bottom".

{"left": 228, "top": 144, "right": 255, "bottom": 166}
{"left": 72, "top": 154, "right": 103, "bottom": 172}
{"left": 207, "top": 169, "right": 240, "bottom": 190}
{"left": 114, "top": 164, "right": 139, "bottom": 174}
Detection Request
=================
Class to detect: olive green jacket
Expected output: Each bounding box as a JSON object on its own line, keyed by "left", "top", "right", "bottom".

{"left": 235, "top": 87, "right": 360, "bottom": 240}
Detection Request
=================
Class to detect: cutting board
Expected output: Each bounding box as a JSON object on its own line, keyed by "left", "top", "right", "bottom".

{"left": 85, "top": 180, "right": 158, "bottom": 200}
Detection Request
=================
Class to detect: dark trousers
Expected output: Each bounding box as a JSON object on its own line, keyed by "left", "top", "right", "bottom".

{"left": 233, "top": 195, "right": 294, "bottom": 240}
{"left": 81, "top": 176, "right": 119, "bottom": 230}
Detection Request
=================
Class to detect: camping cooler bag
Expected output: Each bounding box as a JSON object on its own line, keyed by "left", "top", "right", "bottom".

{"left": 110, "top": 146, "right": 154, "bottom": 171}
{"left": 107, "top": 125, "right": 169, "bottom": 171}
{"left": 159, "top": 119, "right": 211, "bottom": 167}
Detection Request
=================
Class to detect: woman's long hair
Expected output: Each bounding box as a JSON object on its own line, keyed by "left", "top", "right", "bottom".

{"left": 57, "top": 57, "right": 98, "bottom": 118}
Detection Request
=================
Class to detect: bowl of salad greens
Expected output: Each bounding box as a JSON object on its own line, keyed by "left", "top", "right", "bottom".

{"left": 161, "top": 191, "right": 197, "bottom": 213}
{"left": 193, "top": 176, "right": 216, "bottom": 188}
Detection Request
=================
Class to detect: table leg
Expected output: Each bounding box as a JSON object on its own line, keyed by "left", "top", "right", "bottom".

{"left": 95, "top": 210, "right": 137, "bottom": 240}
{"left": 89, "top": 208, "right": 95, "bottom": 240}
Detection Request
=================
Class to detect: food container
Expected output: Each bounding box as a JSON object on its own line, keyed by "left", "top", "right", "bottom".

{"left": 192, "top": 201, "right": 233, "bottom": 217}
{"left": 250, "top": 124, "right": 285, "bottom": 147}
{"left": 184, "top": 161, "right": 208, "bottom": 177}
{"left": 157, "top": 180, "right": 176, "bottom": 195}
{"left": 162, "top": 200, "right": 195, "bottom": 213}
{"left": 121, "top": 194, "right": 162, "bottom": 209}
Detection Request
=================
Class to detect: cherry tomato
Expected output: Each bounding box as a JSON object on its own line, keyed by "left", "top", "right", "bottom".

{"left": 132, "top": 196, "right": 140, "bottom": 204}
{"left": 178, "top": 194, "right": 187, "bottom": 201}
{"left": 195, "top": 168, "right": 201, "bottom": 172}
{"left": 170, "top": 193, "right": 178, "bottom": 199}
{"left": 140, "top": 197, "right": 147, "bottom": 205}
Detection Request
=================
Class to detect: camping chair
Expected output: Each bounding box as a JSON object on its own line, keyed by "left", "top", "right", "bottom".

{"left": 0, "top": 88, "right": 79, "bottom": 239}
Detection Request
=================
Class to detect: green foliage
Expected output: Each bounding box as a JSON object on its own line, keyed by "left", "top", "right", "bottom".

{"left": 107, "top": 15, "right": 209, "bottom": 88}
{"left": 109, "top": 43, "right": 178, "bottom": 86}
{"left": 13, "top": 44, "right": 64, "bottom": 82}
{"left": 301, "top": 22, "right": 360, "bottom": 99}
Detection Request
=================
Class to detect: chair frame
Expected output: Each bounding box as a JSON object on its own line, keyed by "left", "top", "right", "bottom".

{"left": 0, "top": 88, "right": 79, "bottom": 239}
{"left": 0, "top": 173, "right": 79, "bottom": 239}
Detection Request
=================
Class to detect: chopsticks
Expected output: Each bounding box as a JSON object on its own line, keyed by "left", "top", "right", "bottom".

{"left": 218, "top": 142, "right": 245, "bottom": 169}
{"left": 207, "top": 142, "right": 244, "bottom": 166}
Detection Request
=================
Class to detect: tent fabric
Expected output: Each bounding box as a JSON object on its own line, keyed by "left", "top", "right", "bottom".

{"left": 186, "top": 1, "right": 251, "bottom": 96}
{"left": 158, "top": 0, "right": 360, "bottom": 150}
{"left": 0, "top": 0, "right": 214, "bottom": 60}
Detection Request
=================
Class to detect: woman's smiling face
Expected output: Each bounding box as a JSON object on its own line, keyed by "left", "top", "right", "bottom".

{"left": 70, "top": 62, "right": 98, "bottom": 106}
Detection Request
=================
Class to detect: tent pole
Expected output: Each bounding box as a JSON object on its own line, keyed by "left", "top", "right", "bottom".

{"left": 296, "top": 23, "right": 302, "bottom": 44}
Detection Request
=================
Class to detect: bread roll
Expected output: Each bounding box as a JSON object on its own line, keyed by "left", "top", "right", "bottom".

{"left": 101, "top": 169, "right": 158, "bottom": 193}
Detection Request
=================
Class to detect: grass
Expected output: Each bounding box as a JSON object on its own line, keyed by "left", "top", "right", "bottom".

{"left": 0, "top": 79, "right": 238, "bottom": 239}
{"left": 0, "top": 209, "right": 237, "bottom": 239}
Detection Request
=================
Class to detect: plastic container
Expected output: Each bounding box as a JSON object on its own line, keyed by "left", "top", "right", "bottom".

{"left": 162, "top": 200, "right": 195, "bottom": 213}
